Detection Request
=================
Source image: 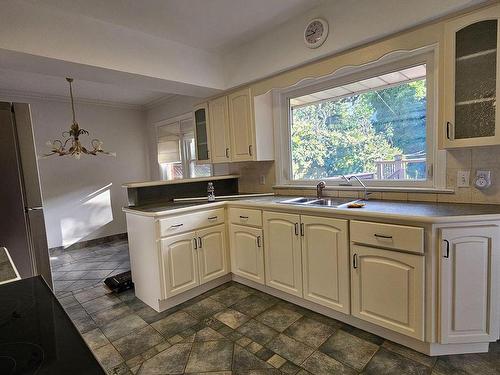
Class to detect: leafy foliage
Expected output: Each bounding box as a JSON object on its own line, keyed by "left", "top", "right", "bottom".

{"left": 291, "top": 79, "right": 427, "bottom": 180}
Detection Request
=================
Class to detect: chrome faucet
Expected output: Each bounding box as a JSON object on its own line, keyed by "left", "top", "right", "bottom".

{"left": 348, "top": 175, "right": 370, "bottom": 201}
{"left": 316, "top": 181, "right": 326, "bottom": 199}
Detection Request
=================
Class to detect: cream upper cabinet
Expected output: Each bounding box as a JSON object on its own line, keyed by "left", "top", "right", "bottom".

{"left": 263, "top": 211, "right": 302, "bottom": 297}
{"left": 301, "top": 215, "right": 350, "bottom": 314}
{"left": 160, "top": 232, "right": 199, "bottom": 298}
{"left": 208, "top": 96, "right": 231, "bottom": 162}
{"left": 229, "top": 224, "right": 265, "bottom": 284}
{"left": 351, "top": 245, "right": 424, "bottom": 340}
{"left": 228, "top": 88, "right": 254, "bottom": 162}
{"left": 443, "top": 6, "right": 500, "bottom": 148}
{"left": 193, "top": 103, "right": 211, "bottom": 162}
{"left": 439, "top": 226, "right": 499, "bottom": 344}
{"left": 197, "top": 224, "right": 229, "bottom": 284}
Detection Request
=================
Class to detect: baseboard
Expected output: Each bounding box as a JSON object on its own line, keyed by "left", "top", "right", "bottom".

{"left": 49, "top": 233, "right": 128, "bottom": 254}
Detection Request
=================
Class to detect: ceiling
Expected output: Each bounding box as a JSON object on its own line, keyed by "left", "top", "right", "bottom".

{"left": 31, "top": 0, "right": 323, "bottom": 52}
{"left": 0, "top": 68, "right": 173, "bottom": 108}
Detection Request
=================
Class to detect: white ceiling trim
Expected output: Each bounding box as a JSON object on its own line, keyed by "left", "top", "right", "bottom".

{"left": 0, "top": 88, "right": 145, "bottom": 111}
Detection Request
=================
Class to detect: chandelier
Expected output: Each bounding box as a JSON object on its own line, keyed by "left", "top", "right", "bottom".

{"left": 43, "top": 78, "right": 116, "bottom": 159}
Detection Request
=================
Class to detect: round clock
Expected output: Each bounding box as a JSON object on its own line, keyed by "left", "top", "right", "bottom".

{"left": 304, "top": 18, "right": 329, "bottom": 49}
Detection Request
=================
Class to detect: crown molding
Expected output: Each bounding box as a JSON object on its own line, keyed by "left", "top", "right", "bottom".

{"left": 0, "top": 88, "right": 146, "bottom": 110}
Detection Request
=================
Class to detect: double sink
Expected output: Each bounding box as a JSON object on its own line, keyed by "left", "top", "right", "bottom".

{"left": 279, "top": 197, "right": 359, "bottom": 207}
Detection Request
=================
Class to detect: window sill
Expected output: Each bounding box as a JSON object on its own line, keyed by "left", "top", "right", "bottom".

{"left": 273, "top": 185, "right": 455, "bottom": 194}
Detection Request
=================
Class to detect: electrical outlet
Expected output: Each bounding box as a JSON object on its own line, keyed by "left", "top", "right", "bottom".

{"left": 456, "top": 170, "right": 470, "bottom": 187}
{"left": 259, "top": 175, "right": 266, "bottom": 185}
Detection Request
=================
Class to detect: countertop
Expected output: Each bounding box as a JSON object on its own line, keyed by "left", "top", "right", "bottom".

{"left": 123, "top": 195, "right": 500, "bottom": 223}
{"left": 0, "top": 276, "right": 105, "bottom": 374}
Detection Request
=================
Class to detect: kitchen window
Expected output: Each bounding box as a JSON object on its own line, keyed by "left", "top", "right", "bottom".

{"left": 278, "top": 52, "right": 442, "bottom": 188}
{"left": 157, "top": 115, "right": 212, "bottom": 180}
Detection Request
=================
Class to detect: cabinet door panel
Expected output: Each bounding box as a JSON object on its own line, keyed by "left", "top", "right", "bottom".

{"left": 208, "top": 96, "right": 231, "bottom": 162}
{"left": 229, "top": 89, "right": 254, "bottom": 162}
{"left": 301, "top": 216, "right": 349, "bottom": 313}
{"left": 160, "top": 232, "right": 199, "bottom": 298}
{"left": 194, "top": 104, "right": 210, "bottom": 162}
{"left": 229, "top": 224, "right": 264, "bottom": 284}
{"left": 351, "top": 245, "right": 424, "bottom": 340}
{"left": 440, "top": 226, "right": 499, "bottom": 343}
{"left": 263, "top": 211, "right": 302, "bottom": 297}
{"left": 197, "top": 224, "right": 228, "bottom": 284}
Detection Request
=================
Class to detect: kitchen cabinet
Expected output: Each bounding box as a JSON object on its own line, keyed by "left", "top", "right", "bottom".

{"left": 350, "top": 245, "right": 425, "bottom": 340}
{"left": 301, "top": 215, "right": 350, "bottom": 313}
{"left": 228, "top": 89, "right": 254, "bottom": 162}
{"left": 193, "top": 103, "right": 210, "bottom": 162}
{"left": 197, "top": 224, "right": 228, "bottom": 284}
{"left": 263, "top": 211, "right": 302, "bottom": 297}
{"left": 229, "top": 224, "right": 264, "bottom": 284}
{"left": 443, "top": 6, "right": 500, "bottom": 148}
{"left": 160, "top": 232, "right": 199, "bottom": 298}
{"left": 208, "top": 96, "right": 231, "bottom": 163}
{"left": 439, "top": 225, "right": 499, "bottom": 344}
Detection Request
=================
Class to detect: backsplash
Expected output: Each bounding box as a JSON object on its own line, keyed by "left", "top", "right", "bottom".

{"left": 226, "top": 146, "right": 500, "bottom": 204}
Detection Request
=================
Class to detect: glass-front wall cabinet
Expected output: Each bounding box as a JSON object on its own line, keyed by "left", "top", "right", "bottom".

{"left": 443, "top": 7, "right": 500, "bottom": 148}
{"left": 194, "top": 103, "right": 210, "bottom": 162}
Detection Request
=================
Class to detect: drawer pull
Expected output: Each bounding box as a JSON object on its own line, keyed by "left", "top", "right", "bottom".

{"left": 193, "top": 238, "right": 198, "bottom": 249}
{"left": 239, "top": 215, "right": 249, "bottom": 219}
{"left": 208, "top": 216, "right": 218, "bottom": 220}
{"left": 443, "top": 239, "right": 450, "bottom": 258}
{"left": 257, "top": 235, "right": 262, "bottom": 248}
{"left": 374, "top": 233, "right": 392, "bottom": 239}
{"left": 353, "top": 253, "right": 358, "bottom": 269}
{"left": 170, "top": 223, "right": 184, "bottom": 228}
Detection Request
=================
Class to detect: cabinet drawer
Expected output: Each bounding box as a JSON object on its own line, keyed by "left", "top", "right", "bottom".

{"left": 229, "top": 208, "right": 262, "bottom": 227}
{"left": 158, "top": 208, "right": 225, "bottom": 237}
{"left": 350, "top": 220, "right": 424, "bottom": 253}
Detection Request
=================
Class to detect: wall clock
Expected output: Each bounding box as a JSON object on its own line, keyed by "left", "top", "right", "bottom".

{"left": 304, "top": 18, "right": 329, "bottom": 49}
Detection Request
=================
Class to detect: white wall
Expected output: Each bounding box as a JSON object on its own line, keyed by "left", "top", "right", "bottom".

{"left": 1, "top": 96, "right": 149, "bottom": 248}
{"left": 223, "top": 0, "right": 487, "bottom": 87}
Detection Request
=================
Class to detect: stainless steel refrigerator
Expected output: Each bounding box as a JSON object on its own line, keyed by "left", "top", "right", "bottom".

{"left": 0, "top": 102, "right": 52, "bottom": 287}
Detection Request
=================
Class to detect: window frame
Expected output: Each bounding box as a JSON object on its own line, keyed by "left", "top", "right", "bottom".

{"left": 155, "top": 113, "right": 213, "bottom": 180}
{"left": 274, "top": 48, "right": 446, "bottom": 190}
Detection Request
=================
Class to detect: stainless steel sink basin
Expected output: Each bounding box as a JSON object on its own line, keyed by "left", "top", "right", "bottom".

{"left": 279, "top": 197, "right": 356, "bottom": 207}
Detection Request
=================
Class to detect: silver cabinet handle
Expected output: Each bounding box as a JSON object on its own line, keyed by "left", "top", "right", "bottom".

{"left": 353, "top": 253, "right": 358, "bottom": 269}
{"left": 208, "top": 216, "right": 218, "bottom": 220}
{"left": 170, "top": 223, "right": 183, "bottom": 228}
{"left": 239, "top": 215, "right": 249, "bottom": 219}
{"left": 294, "top": 223, "right": 299, "bottom": 236}
{"left": 193, "top": 238, "right": 198, "bottom": 249}
{"left": 248, "top": 145, "right": 253, "bottom": 156}
{"left": 300, "top": 223, "right": 304, "bottom": 237}
{"left": 225, "top": 148, "right": 230, "bottom": 158}
{"left": 443, "top": 239, "right": 450, "bottom": 258}
{"left": 257, "top": 235, "right": 262, "bottom": 248}
{"left": 198, "top": 237, "right": 202, "bottom": 248}
{"left": 446, "top": 122, "right": 455, "bottom": 141}
{"left": 374, "top": 233, "right": 392, "bottom": 239}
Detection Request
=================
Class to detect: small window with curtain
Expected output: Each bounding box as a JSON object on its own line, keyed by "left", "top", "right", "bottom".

{"left": 157, "top": 116, "right": 212, "bottom": 180}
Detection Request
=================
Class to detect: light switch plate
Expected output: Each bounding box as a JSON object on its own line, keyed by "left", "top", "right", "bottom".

{"left": 259, "top": 175, "right": 266, "bottom": 185}
{"left": 456, "top": 170, "right": 470, "bottom": 187}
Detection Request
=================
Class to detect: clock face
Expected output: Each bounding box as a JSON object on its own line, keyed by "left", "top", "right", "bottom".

{"left": 304, "top": 19, "right": 328, "bottom": 48}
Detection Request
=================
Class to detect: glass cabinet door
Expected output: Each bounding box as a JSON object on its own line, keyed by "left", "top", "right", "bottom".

{"left": 444, "top": 6, "right": 500, "bottom": 148}
{"left": 194, "top": 104, "right": 210, "bottom": 161}
{"left": 454, "top": 20, "right": 497, "bottom": 140}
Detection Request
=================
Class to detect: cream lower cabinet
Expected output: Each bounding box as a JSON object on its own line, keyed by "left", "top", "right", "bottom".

{"left": 160, "top": 224, "right": 228, "bottom": 298}
{"left": 439, "top": 226, "right": 499, "bottom": 344}
{"left": 301, "top": 215, "right": 350, "bottom": 313}
{"left": 263, "top": 211, "right": 303, "bottom": 297}
{"left": 351, "top": 245, "right": 425, "bottom": 340}
{"left": 229, "top": 224, "right": 264, "bottom": 284}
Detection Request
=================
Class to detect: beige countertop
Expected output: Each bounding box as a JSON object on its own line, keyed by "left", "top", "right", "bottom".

{"left": 123, "top": 195, "right": 500, "bottom": 224}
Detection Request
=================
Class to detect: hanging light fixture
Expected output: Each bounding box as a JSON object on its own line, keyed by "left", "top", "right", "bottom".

{"left": 43, "top": 77, "right": 116, "bottom": 159}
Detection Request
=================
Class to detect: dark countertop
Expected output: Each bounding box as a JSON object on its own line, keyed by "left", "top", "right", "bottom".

{"left": 123, "top": 195, "right": 500, "bottom": 223}
{"left": 0, "top": 276, "right": 105, "bottom": 374}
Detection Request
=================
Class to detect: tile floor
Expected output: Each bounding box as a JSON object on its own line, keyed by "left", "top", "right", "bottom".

{"left": 51, "top": 239, "right": 500, "bottom": 375}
